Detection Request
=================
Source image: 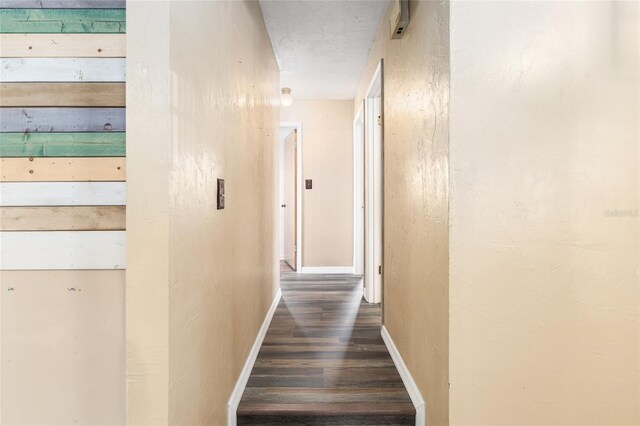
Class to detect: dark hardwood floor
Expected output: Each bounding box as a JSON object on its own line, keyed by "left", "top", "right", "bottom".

{"left": 237, "top": 273, "right": 415, "bottom": 425}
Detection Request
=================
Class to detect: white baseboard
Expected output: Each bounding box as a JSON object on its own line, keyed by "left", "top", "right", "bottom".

{"left": 381, "top": 325, "right": 426, "bottom": 426}
{"left": 300, "top": 266, "right": 354, "bottom": 274}
{"left": 227, "top": 288, "right": 282, "bottom": 426}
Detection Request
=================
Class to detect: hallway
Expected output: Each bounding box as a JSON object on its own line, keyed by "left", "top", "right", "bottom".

{"left": 1, "top": 0, "right": 638, "bottom": 424}
{"left": 237, "top": 273, "right": 414, "bottom": 425}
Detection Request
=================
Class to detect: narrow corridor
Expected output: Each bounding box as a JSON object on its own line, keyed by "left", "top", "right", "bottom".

{"left": 237, "top": 273, "right": 414, "bottom": 425}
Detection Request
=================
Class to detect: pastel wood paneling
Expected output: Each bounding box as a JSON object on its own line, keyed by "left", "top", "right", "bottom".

{"left": 0, "top": 58, "right": 126, "bottom": 82}
{"left": 0, "top": 157, "right": 125, "bottom": 182}
{"left": 0, "top": 270, "right": 125, "bottom": 425}
{"left": 1, "top": 83, "right": 125, "bottom": 107}
{"left": 0, "top": 34, "right": 125, "bottom": 58}
{"left": 0, "top": 9, "right": 126, "bottom": 33}
{"left": 0, "top": 0, "right": 126, "bottom": 8}
{"left": 0, "top": 107, "right": 125, "bottom": 132}
{"left": 0, "top": 231, "right": 126, "bottom": 269}
{"left": 0, "top": 206, "right": 125, "bottom": 231}
{"left": 0, "top": 132, "right": 125, "bottom": 157}
{"left": 0, "top": 2, "right": 127, "bottom": 424}
{"left": 0, "top": 182, "right": 126, "bottom": 206}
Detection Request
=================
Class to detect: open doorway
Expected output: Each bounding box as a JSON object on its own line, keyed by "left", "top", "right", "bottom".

{"left": 355, "top": 60, "right": 383, "bottom": 304}
{"left": 279, "top": 122, "right": 302, "bottom": 272}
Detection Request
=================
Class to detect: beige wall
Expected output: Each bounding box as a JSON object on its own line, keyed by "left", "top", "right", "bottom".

{"left": 449, "top": 1, "right": 640, "bottom": 424}
{"left": 281, "top": 100, "right": 354, "bottom": 268}
{"left": 1, "top": 270, "right": 125, "bottom": 426}
{"left": 127, "top": 1, "right": 279, "bottom": 424}
{"left": 127, "top": 1, "right": 171, "bottom": 423}
{"left": 354, "top": 1, "right": 450, "bottom": 425}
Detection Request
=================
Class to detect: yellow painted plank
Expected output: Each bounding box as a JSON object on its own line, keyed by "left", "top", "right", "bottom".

{"left": 1, "top": 83, "right": 125, "bottom": 107}
{"left": 0, "top": 157, "right": 125, "bottom": 182}
{"left": 0, "top": 34, "right": 126, "bottom": 58}
{"left": 0, "top": 206, "right": 125, "bottom": 231}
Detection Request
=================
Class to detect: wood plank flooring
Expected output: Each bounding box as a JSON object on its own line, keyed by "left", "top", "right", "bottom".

{"left": 237, "top": 274, "right": 414, "bottom": 425}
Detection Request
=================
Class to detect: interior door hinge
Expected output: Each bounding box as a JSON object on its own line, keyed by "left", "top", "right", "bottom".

{"left": 294, "top": 245, "right": 297, "bottom": 252}
{"left": 378, "top": 265, "right": 382, "bottom": 275}
{"left": 377, "top": 115, "right": 382, "bottom": 126}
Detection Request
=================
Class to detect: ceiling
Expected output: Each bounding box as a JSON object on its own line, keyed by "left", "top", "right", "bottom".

{"left": 259, "top": 0, "right": 390, "bottom": 100}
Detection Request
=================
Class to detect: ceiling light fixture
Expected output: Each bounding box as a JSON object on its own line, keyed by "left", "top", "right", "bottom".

{"left": 280, "top": 87, "right": 293, "bottom": 107}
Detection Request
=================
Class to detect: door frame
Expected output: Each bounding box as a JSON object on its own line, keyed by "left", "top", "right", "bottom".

{"left": 280, "top": 121, "right": 303, "bottom": 271}
{"left": 360, "top": 60, "right": 383, "bottom": 305}
{"left": 353, "top": 105, "right": 365, "bottom": 277}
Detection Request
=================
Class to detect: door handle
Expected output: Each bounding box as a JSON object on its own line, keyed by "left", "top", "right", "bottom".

{"left": 281, "top": 204, "right": 286, "bottom": 208}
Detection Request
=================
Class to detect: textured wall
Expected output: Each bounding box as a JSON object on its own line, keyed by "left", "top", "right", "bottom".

{"left": 127, "top": 1, "right": 279, "bottom": 424}
{"left": 280, "top": 100, "right": 354, "bottom": 268}
{"left": 0, "top": 2, "right": 126, "bottom": 424}
{"left": 168, "top": 1, "right": 279, "bottom": 423}
{"left": 449, "top": 1, "right": 640, "bottom": 424}
{"left": 354, "top": 1, "right": 450, "bottom": 425}
{"left": 126, "top": 1, "right": 171, "bottom": 424}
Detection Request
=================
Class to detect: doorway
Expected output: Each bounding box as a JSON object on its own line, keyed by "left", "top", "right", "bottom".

{"left": 356, "top": 60, "right": 383, "bottom": 304}
{"left": 279, "top": 122, "right": 302, "bottom": 272}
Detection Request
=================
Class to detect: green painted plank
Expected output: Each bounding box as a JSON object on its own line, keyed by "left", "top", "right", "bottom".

{"left": 0, "top": 9, "right": 125, "bottom": 33}
{"left": 0, "top": 132, "right": 125, "bottom": 157}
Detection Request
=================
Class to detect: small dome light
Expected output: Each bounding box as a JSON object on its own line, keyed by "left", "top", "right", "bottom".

{"left": 280, "top": 87, "right": 293, "bottom": 107}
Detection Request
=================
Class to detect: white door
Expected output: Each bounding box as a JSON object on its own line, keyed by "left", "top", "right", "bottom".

{"left": 283, "top": 130, "right": 297, "bottom": 270}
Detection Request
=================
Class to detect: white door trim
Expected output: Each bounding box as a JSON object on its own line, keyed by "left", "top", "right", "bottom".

{"left": 228, "top": 288, "right": 282, "bottom": 425}
{"left": 300, "top": 266, "right": 354, "bottom": 274}
{"left": 381, "top": 325, "right": 426, "bottom": 425}
{"left": 363, "top": 61, "right": 383, "bottom": 303}
{"left": 280, "top": 121, "right": 302, "bottom": 271}
{"left": 353, "top": 106, "right": 365, "bottom": 277}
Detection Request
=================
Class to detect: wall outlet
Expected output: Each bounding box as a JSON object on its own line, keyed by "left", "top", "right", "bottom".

{"left": 305, "top": 179, "right": 312, "bottom": 189}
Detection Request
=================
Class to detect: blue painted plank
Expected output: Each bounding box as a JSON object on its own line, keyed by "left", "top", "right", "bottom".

{"left": 0, "top": 108, "right": 125, "bottom": 132}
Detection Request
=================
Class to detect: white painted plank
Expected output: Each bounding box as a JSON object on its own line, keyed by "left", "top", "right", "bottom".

{"left": 0, "top": 231, "right": 125, "bottom": 270}
{"left": 0, "top": 58, "right": 126, "bottom": 82}
{"left": 0, "top": 182, "right": 126, "bottom": 206}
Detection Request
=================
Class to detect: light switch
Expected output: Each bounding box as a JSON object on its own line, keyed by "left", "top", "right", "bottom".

{"left": 217, "top": 178, "right": 225, "bottom": 209}
{"left": 305, "top": 179, "right": 312, "bottom": 189}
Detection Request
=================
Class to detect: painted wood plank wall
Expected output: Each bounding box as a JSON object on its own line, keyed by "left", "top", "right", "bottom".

{"left": 1, "top": 58, "right": 126, "bottom": 81}
{"left": 0, "top": 9, "right": 126, "bottom": 33}
{"left": 0, "top": 34, "right": 126, "bottom": 58}
{"left": 1, "top": 3, "right": 127, "bottom": 422}
{"left": 0, "top": 0, "right": 126, "bottom": 8}
{"left": 0, "top": 231, "right": 126, "bottom": 270}
{"left": 0, "top": 107, "right": 126, "bottom": 132}
{"left": 0, "top": 206, "right": 126, "bottom": 231}
{"left": 1, "top": 83, "right": 126, "bottom": 107}
{"left": 0, "top": 157, "right": 126, "bottom": 182}
{"left": 0, "top": 182, "right": 126, "bottom": 206}
{"left": 0, "top": 132, "right": 125, "bottom": 157}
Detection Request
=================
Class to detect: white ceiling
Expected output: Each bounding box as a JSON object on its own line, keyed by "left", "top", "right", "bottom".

{"left": 259, "top": 0, "right": 390, "bottom": 100}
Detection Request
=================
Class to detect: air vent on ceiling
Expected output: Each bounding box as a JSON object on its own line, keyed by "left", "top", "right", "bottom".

{"left": 389, "top": 0, "right": 409, "bottom": 40}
